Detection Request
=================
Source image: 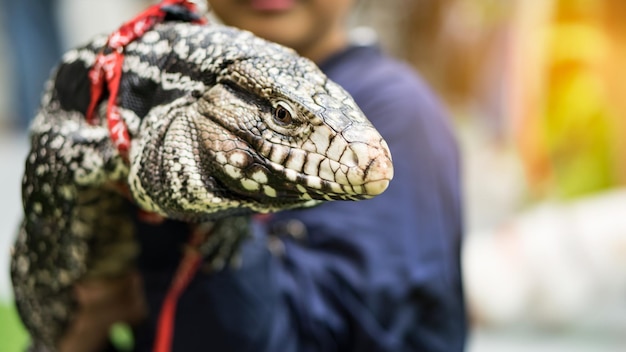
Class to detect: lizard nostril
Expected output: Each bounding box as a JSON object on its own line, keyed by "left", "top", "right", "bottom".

{"left": 347, "top": 138, "right": 393, "bottom": 174}
{"left": 340, "top": 140, "right": 393, "bottom": 195}
{"left": 362, "top": 154, "right": 394, "bottom": 194}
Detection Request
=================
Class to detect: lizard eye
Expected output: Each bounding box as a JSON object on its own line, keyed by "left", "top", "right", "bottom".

{"left": 273, "top": 101, "right": 295, "bottom": 126}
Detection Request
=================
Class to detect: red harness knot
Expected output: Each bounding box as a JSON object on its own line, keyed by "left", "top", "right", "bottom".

{"left": 85, "top": 0, "right": 207, "bottom": 161}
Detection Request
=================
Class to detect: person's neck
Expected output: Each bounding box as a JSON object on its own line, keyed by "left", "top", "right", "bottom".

{"left": 297, "top": 29, "right": 348, "bottom": 64}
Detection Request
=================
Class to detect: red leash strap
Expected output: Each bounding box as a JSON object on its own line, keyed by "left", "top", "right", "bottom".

{"left": 85, "top": 0, "right": 206, "bottom": 160}
{"left": 153, "top": 227, "right": 209, "bottom": 352}
{"left": 84, "top": 2, "right": 207, "bottom": 351}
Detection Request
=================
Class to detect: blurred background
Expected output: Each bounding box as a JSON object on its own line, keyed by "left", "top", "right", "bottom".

{"left": 1, "top": 0, "right": 625, "bottom": 351}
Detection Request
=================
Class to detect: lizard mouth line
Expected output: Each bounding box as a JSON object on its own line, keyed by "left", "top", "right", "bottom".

{"left": 265, "top": 158, "right": 390, "bottom": 198}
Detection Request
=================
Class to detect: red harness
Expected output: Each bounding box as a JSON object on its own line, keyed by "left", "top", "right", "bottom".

{"left": 85, "top": 0, "right": 206, "bottom": 161}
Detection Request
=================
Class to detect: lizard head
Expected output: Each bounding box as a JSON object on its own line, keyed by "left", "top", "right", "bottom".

{"left": 128, "top": 25, "right": 393, "bottom": 221}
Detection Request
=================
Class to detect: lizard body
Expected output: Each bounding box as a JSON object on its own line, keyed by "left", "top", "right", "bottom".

{"left": 11, "top": 20, "right": 393, "bottom": 350}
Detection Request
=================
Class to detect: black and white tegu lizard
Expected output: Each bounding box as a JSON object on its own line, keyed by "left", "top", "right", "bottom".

{"left": 10, "top": 15, "right": 393, "bottom": 351}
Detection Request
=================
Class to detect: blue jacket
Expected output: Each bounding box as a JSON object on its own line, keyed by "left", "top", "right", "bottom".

{"left": 133, "top": 44, "right": 467, "bottom": 352}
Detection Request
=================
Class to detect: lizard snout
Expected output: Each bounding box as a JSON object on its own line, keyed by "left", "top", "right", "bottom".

{"left": 341, "top": 126, "right": 394, "bottom": 197}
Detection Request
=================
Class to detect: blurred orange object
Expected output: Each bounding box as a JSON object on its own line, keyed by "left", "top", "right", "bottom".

{"left": 511, "top": 0, "right": 626, "bottom": 199}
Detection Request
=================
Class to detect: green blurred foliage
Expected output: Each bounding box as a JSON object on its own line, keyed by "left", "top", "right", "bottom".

{"left": 543, "top": 69, "right": 617, "bottom": 198}
{"left": 0, "top": 302, "right": 29, "bottom": 352}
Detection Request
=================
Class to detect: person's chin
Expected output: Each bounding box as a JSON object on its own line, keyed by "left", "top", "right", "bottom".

{"left": 247, "top": 0, "right": 298, "bottom": 13}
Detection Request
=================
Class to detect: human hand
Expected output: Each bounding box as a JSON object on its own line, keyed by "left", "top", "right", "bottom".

{"left": 57, "top": 271, "right": 147, "bottom": 352}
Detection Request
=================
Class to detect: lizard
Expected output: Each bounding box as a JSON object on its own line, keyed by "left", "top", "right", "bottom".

{"left": 10, "top": 2, "right": 394, "bottom": 350}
